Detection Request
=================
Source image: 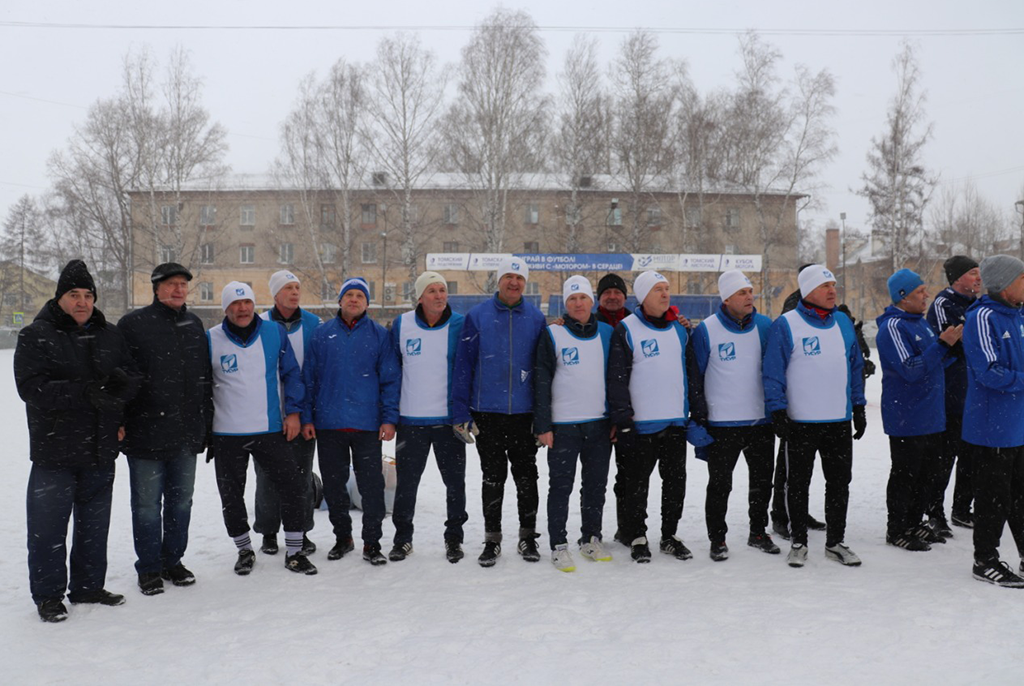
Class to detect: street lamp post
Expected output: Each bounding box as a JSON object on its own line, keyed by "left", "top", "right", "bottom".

{"left": 1016, "top": 200, "right": 1024, "bottom": 261}
{"left": 840, "top": 212, "right": 847, "bottom": 302}
{"left": 381, "top": 230, "right": 388, "bottom": 308}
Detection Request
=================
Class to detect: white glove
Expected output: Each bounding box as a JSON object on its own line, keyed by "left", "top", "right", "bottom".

{"left": 453, "top": 421, "right": 480, "bottom": 444}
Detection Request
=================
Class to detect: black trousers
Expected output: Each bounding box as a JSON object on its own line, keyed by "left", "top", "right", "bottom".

{"left": 771, "top": 440, "right": 823, "bottom": 526}
{"left": 780, "top": 422, "right": 852, "bottom": 547}
{"left": 473, "top": 412, "right": 539, "bottom": 540}
{"left": 213, "top": 433, "right": 306, "bottom": 539}
{"left": 969, "top": 443, "right": 1024, "bottom": 563}
{"left": 253, "top": 435, "right": 316, "bottom": 535}
{"left": 887, "top": 434, "right": 942, "bottom": 538}
{"left": 614, "top": 426, "right": 687, "bottom": 543}
{"left": 930, "top": 410, "right": 974, "bottom": 519}
{"left": 705, "top": 425, "right": 774, "bottom": 542}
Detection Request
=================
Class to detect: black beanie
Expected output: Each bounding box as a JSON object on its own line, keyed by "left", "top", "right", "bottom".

{"left": 944, "top": 255, "right": 978, "bottom": 285}
{"left": 597, "top": 273, "right": 627, "bottom": 299}
{"left": 55, "top": 259, "right": 97, "bottom": 301}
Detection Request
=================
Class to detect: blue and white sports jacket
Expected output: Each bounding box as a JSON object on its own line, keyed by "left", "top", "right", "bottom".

{"left": 260, "top": 307, "right": 321, "bottom": 370}
{"left": 391, "top": 306, "right": 465, "bottom": 426}
{"left": 962, "top": 295, "right": 1024, "bottom": 448}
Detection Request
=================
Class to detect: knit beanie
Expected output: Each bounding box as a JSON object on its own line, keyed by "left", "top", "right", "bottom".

{"left": 633, "top": 270, "right": 669, "bottom": 307}
{"left": 887, "top": 269, "right": 924, "bottom": 304}
{"left": 338, "top": 277, "right": 370, "bottom": 302}
{"left": 798, "top": 265, "right": 836, "bottom": 299}
{"left": 55, "top": 260, "right": 97, "bottom": 300}
{"left": 497, "top": 256, "right": 529, "bottom": 282}
{"left": 221, "top": 281, "right": 255, "bottom": 312}
{"left": 414, "top": 271, "right": 447, "bottom": 300}
{"left": 944, "top": 255, "right": 979, "bottom": 285}
{"left": 269, "top": 270, "right": 299, "bottom": 298}
{"left": 562, "top": 275, "right": 595, "bottom": 305}
{"left": 597, "top": 273, "right": 628, "bottom": 299}
{"left": 718, "top": 270, "right": 753, "bottom": 302}
{"left": 980, "top": 255, "right": 1024, "bottom": 295}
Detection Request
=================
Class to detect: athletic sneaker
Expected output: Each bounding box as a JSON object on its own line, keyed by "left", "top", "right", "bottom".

{"left": 301, "top": 535, "right": 317, "bottom": 556}
{"left": 913, "top": 523, "right": 945, "bottom": 544}
{"left": 929, "top": 516, "right": 953, "bottom": 539}
{"left": 579, "top": 536, "right": 613, "bottom": 562}
{"left": 807, "top": 515, "right": 827, "bottom": 531}
{"left": 389, "top": 542, "right": 413, "bottom": 562}
{"left": 284, "top": 552, "right": 318, "bottom": 575}
{"left": 161, "top": 563, "right": 196, "bottom": 587}
{"left": 787, "top": 543, "right": 808, "bottom": 568}
{"left": 478, "top": 541, "right": 501, "bottom": 567}
{"left": 951, "top": 512, "right": 974, "bottom": 529}
{"left": 710, "top": 542, "right": 729, "bottom": 562}
{"left": 69, "top": 589, "right": 125, "bottom": 606}
{"left": 973, "top": 559, "right": 1024, "bottom": 588}
{"left": 551, "top": 544, "right": 576, "bottom": 573}
{"left": 37, "top": 599, "right": 68, "bottom": 623}
{"left": 363, "top": 544, "right": 388, "bottom": 566}
{"left": 660, "top": 536, "right": 693, "bottom": 560}
{"left": 772, "top": 520, "right": 792, "bottom": 541}
{"left": 445, "top": 540, "right": 465, "bottom": 564}
{"left": 260, "top": 534, "right": 279, "bottom": 555}
{"left": 138, "top": 572, "right": 165, "bottom": 596}
{"left": 630, "top": 537, "right": 652, "bottom": 563}
{"left": 747, "top": 532, "right": 781, "bottom": 555}
{"left": 886, "top": 531, "right": 931, "bottom": 551}
{"left": 825, "top": 542, "right": 862, "bottom": 566}
{"left": 518, "top": 535, "right": 541, "bottom": 562}
{"left": 234, "top": 549, "right": 256, "bottom": 575}
{"left": 327, "top": 537, "right": 355, "bottom": 561}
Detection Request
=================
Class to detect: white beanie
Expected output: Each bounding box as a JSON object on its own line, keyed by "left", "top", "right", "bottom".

{"left": 221, "top": 281, "right": 255, "bottom": 312}
{"left": 562, "top": 275, "right": 594, "bottom": 305}
{"left": 269, "top": 270, "right": 299, "bottom": 299}
{"left": 718, "top": 269, "right": 753, "bottom": 302}
{"left": 633, "top": 270, "right": 669, "bottom": 306}
{"left": 497, "top": 256, "right": 529, "bottom": 282}
{"left": 414, "top": 271, "right": 447, "bottom": 300}
{"left": 798, "top": 264, "right": 836, "bottom": 299}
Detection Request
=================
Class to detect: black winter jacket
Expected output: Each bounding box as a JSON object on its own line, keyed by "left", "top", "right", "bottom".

{"left": 118, "top": 300, "right": 213, "bottom": 458}
{"left": 14, "top": 300, "right": 139, "bottom": 468}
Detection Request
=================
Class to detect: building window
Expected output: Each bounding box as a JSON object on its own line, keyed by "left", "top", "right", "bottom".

{"left": 279, "top": 243, "right": 294, "bottom": 265}
{"left": 687, "top": 280, "right": 702, "bottom": 295}
{"left": 361, "top": 242, "right": 377, "bottom": 264}
{"left": 725, "top": 208, "right": 740, "bottom": 230}
{"left": 443, "top": 241, "right": 459, "bottom": 253}
{"left": 321, "top": 279, "right": 335, "bottom": 301}
{"left": 402, "top": 281, "right": 415, "bottom": 301}
{"left": 321, "top": 204, "right": 336, "bottom": 228}
{"left": 200, "top": 243, "right": 215, "bottom": 265}
{"left": 606, "top": 205, "right": 622, "bottom": 227}
{"left": 160, "top": 205, "right": 177, "bottom": 226}
{"left": 280, "top": 204, "right": 295, "bottom": 226}
{"left": 684, "top": 207, "right": 702, "bottom": 229}
{"left": 443, "top": 203, "right": 459, "bottom": 225}
{"left": 683, "top": 242, "right": 698, "bottom": 253}
{"left": 447, "top": 281, "right": 458, "bottom": 295}
{"left": 523, "top": 202, "right": 539, "bottom": 225}
{"left": 240, "top": 204, "right": 256, "bottom": 226}
{"left": 525, "top": 282, "right": 540, "bottom": 295}
{"left": 368, "top": 281, "right": 377, "bottom": 302}
{"left": 199, "top": 282, "right": 213, "bottom": 302}
{"left": 199, "top": 205, "right": 216, "bottom": 226}
{"left": 647, "top": 206, "right": 662, "bottom": 228}
{"left": 607, "top": 242, "right": 620, "bottom": 253}
{"left": 724, "top": 244, "right": 737, "bottom": 255}
{"left": 361, "top": 204, "right": 377, "bottom": 227}
{"left": 523, "top": 241, "right": 539, "bottom": 253}
{"left": 321, "top": 242, "right": 336, "bottom": 264}
{"left": 159, "top": 245, "right": 177, "bottom": 264}
{"left": 565, "top": 204, "right": 581, "bottom": 225}
{"left": 240, "top": 245, "right": 254, "bottom": 264}
{"left": 650, "top": 242, "right": 662, "bottom": 253}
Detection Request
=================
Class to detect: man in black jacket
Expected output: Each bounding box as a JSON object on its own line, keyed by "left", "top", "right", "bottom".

{"left": 15, "top": 260, "right": 139, "bottom": 623}
{"left": 118, "top": 263, "right": 213, "bottom": 596}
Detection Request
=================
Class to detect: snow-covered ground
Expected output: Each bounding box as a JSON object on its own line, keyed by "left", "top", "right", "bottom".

{"left": 1, "top": 347, "right": 1020, "bottom": 685}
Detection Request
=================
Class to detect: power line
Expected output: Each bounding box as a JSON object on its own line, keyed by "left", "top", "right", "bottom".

{"left": 0, "top": 89, "right": 87, "bottom": 109}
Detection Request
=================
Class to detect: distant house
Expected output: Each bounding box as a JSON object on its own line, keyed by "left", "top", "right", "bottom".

{"left": 0, "top": 261, "right": 55, "bottom": 328}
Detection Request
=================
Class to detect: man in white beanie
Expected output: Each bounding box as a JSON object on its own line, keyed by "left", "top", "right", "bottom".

{"left": 253, "top": 270, "right": 322, "bottom": 558}
{"left": 689, "top": 270, "right": 779, "bottom": 562}
{"left": 533, "top": 275, "right": 615, "bottom": 572}
{"left": 388, "top": 271, "right": 469, "bottom": 564}
{"left": 607, "top": 270, "right": 695, "bottom": 563}
{"left": 452, "top": 256, "right": 547, "bottom": 567}
{"left": 763, "top": 265, "right": 866, "bottom": 568}
{"left": 207, "top": 281, "right": 316, "bottom": 576}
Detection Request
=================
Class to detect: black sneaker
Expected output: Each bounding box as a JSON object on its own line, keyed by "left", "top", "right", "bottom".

{"left": 710, "top": 541, "right": 729, "bottom": 562}
{"left": 363, "top": 544, "right": 388, "bottom": 566}
{"left": 285, "top": 552, "right": 318, "bottom": 575}
{"left": 161, "top": 563, "right": 196, "bottom": 587}
{"left": 913, "top": 523, "right": 945, "bottom": 544}
{"left": 973, "top": 559, "right": 1024, "bottom": 588}
{"left": 68, "top": 589, "right": 125, "bottom": 606}
{"left": 887, "top": 531, "right": 931, "bottom": 551}
{"left": 517, "top": 535, "right": 541, "bottom": 562}
{"left": 138, "top": 572, "right": 165, "bottom": 596}
{"left": 327, "top": 537, "right": 355, "bottom": 561}
{"left": 929, "top": 516, "right": 953, "bottom": 539}
{"left": 660, "top": 536, "right": 693, "bottom": 560}
{"left": 478, "top": 541, "right": 501, "bottom": 567}
{"left": 445, "top": 540, "right": 465, "bottom": 564}
{"left": 260, "top": 534, "right": 279, "bottom": 555}
{"left": 747, "top": 532, "right": 781, "bottom": 555}
{"left": 234, "top": 549, "right": 256, "bottom": 576}
{"left": 389, "top": 542, "right": 413, "bottom": 562}
{"left": 772, "top": 520, "right": 792, "bottom": 541}
{"left": 37, "top": 598, "right": 68, "bottom": 623}
{"left": 630, "top": 537, "right": 652, "bottom": 563}
{"left": 807, "top": 515, "right": 827, "bottom": 531}
{"left": 301, "top": 535, "right": 317, "bottom": 556}
{"left": 951, "top": 512, "right": 974, "bottom": 529}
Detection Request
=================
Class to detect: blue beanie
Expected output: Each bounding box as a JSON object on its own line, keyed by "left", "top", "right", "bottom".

{"left": 338, "top": 277, "right": 370, "bottom": 302}
{"left": 887, "top": 269, "right": 924, "bottom": 304}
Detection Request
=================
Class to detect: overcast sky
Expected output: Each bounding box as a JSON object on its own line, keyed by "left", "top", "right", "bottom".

{"left": 2, "top": 0, "right": 1022, "bottom": 245}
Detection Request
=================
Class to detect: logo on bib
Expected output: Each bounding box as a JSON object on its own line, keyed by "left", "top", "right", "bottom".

{"left": 405, "top": 338, "right": 422, "bottom": 356}
{"left": 220, "top": 354, "right": 238, "bottom": 373}
{"left": 802, "top": 336, "right": 821, "bottom": 356}
{"left": 718, "top": 342, "right": 736, "bottom": 361}
{"left": 561, "top": 347, "right": 580, "bottom": 366}
{"left": 641, "top": 339, "right": 660, "bottom": 358}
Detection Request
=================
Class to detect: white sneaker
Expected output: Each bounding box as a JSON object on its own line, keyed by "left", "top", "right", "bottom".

{"left": 579, "top": 536, "right": 613, "bottom": 562}
{"left": 787, "top": 543, "right": 808, "bottom": 568}
{"left": 551, "top": 544, "right": 576, "bottom": 572}
{"left": 825, "top": 542, "right": 862, "bottom": 566}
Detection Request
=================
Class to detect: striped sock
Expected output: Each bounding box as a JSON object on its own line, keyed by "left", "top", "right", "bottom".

{"left": 233, "top": 533, "right": 253, "bottom": 552}
{"left": 284, "top": 531, "right": 303, "bottom": 557}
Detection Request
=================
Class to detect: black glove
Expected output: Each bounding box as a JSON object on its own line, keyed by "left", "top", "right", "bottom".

{"left": 613, "top": 420, "right": 637, "bottom": 451}
{"left": 862, "top": 359, "right": 876, "bottom": 378}
{"left": 771, "top": 410, "right": 791, "bottom": 441}
{"left": 84, "top": 378, "right": 125, "bottom": 412}
{"left": 205, "top": 441, "right": 217, "bottom": 463}
{"left": 853, "top": 405, "right": 867, "bottom": 440}
{"left": 103, "top": 367, "right": 131, "bottom": 398}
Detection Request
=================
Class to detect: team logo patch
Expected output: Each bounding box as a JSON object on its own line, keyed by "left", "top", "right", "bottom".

{"left": 802, "top": 336, "right": 821, "bottom": 356}
{"left": 220, "top": 354, "right": 238, "bottom": 373}
{"left": 561, "top": 347, "right": 580, "bottom": 366}
{"left": 521, "top": 370, "right": 530, "bottom": 383}
{"left": 570, "top": 283, "right": 580, "bottom": 292}
{"left": 406, "top": 338, "right": 422, "bottom": 356}
{"left": 235, "top": 288, "right": 245, "bottom": 296}
{"left": 641, "top": 339, "right": 660, "bottom": 358}
{"left": 718, "top": 342, "right": 736, "bottom": 361}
